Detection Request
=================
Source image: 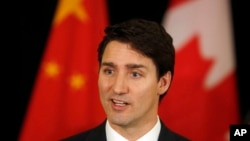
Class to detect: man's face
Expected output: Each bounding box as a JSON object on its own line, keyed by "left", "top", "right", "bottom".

{"left": 98, "top": 41, "right": 167, "bottom": 129}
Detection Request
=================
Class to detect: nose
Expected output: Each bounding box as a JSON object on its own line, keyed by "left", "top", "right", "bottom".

{"left": 112, "top": 73, "right": 128, "bottom": 95}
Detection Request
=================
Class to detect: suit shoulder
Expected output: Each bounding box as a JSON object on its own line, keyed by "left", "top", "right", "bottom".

{"left": 60, "top": 121, "right": 106, "bottom": 141}
{"left": 159, "top": 120, "right": 190, "bottom": 141}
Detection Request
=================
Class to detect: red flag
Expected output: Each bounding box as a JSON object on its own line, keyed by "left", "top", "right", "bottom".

{"left": 19, "top": 0, "right": 108, "bottom": 140}
{"left": 159, "top": 0, "right": 240, "bottom": 141}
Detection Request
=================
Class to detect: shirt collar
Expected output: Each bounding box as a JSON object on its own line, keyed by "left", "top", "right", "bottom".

{"left": 105, "top": 116, "right": 161, "bottom": 141}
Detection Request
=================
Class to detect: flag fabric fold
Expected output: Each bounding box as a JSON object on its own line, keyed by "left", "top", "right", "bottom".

{"left": 19, "top": 0, "right": 108, "bottom": 140}
{"left": 159, "top": 0, "right": 240, "bottom": 141}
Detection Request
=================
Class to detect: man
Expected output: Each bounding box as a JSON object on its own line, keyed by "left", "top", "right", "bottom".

{"left": 61, "top": 18, "right": 190, "bottom": 141}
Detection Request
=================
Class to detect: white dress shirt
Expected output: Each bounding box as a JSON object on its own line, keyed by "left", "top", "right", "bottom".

{"left": 106, "top": 116, "right": 161, "bottom": 141}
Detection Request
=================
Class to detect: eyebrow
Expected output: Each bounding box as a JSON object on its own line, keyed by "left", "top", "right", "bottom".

{"left": 126, "top": 64, "right": 146, "bottom": 69}
{"left": 101, "top": 62, "right": 147, "bottom": 69}
{"left": 101, "top": 62, "right": 114, "bottom": 67}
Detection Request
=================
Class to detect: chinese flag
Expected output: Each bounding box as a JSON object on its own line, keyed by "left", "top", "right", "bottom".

{"left": 19, "top": 0, "right": 108, "bottom": 140}
{"left": 159, "top": 0, "right": 240, "bottom": 141}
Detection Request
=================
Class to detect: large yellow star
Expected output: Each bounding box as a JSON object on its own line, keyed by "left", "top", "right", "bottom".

{"left": 53, "top": 0, "right": 88, "bottom": 25}
{"left": 69, "top": 73, "right": 85, "bottom": 90}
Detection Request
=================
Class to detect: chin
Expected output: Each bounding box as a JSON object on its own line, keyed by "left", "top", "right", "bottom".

{"left": 108, "top": 116, "right": 130, "bottom": 126}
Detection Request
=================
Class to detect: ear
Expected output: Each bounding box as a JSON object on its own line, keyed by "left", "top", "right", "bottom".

{"left": 157, "top": 71, "right": 172, "bottom": 95}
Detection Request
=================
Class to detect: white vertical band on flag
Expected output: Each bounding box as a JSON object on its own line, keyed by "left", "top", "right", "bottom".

{"left": 162, "top": 0, "right": 236, "bottom": 89}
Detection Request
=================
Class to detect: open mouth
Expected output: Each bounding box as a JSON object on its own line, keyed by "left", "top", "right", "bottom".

{"left": 112, "top": 99, "right": 128, "bottom": 106}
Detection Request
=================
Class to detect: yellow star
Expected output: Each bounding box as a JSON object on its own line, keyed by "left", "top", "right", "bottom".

{"left": 44, "top": 61, "right": 60, "bottom": 78}
{"left": 53, "top": 0, "right": 88, "bottom": 25}
{"left": 69, "top": 73, "right": 85, "bottom": 90}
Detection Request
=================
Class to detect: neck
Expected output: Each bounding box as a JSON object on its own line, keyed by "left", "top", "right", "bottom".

{"left": 109, "top": 116, "right": 159, "bottom": 140}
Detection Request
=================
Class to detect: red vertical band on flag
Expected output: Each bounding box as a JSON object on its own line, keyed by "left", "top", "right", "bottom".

{"left": 19, "top": 0, "right": 109, "bottom": 140}
{"left": 159, "top": 0, "right": 240, "bottom": 141}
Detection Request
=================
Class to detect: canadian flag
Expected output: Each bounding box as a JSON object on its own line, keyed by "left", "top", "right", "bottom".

{"left": 159, "top": 0, "right": 240, "bottom": 141}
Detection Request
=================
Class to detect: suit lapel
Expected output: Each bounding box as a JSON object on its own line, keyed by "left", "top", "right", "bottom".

{"left": 85, "top": 120, "right": 107, "bottom": 141}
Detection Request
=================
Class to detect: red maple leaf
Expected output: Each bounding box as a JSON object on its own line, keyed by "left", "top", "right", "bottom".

{"left": 159, "top": 35, "right": 240, "bottom": 141}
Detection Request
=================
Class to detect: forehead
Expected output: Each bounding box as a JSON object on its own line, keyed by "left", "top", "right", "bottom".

{"left": 102, "top": 41, "right": 155, "bottom": 68}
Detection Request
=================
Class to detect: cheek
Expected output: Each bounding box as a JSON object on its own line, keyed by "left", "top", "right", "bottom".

{"left": 132, "top": 80, "right": 159, "bottom": 98}
{"left": 98, "top": 77, "right": 109, "bottom": 105}
{"left": 98, "top": 76, "right": 112, "bottom": 95}
{"left": 98, "top": 77, "right": 106, "bottom": 93}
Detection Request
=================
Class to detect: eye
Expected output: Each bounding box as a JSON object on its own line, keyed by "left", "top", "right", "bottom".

{"left": 104, "top": 69, "right": 113, "bottom": 75}
{"left": 131, "top": 72, "right": 141, "bottom": 78}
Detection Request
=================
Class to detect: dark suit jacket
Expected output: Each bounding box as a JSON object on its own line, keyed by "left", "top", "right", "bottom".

{"left": 61, "top": 119, "right": 190, "bottom": 141}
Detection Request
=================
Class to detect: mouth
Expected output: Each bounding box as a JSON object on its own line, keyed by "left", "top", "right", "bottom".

{"left": 112, "top": 99, "right": 128, "bottom": 106}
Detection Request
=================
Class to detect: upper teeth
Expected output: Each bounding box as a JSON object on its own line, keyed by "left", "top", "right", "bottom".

{"left": 113, "top": 99, "right": 125, "bottom": 104}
